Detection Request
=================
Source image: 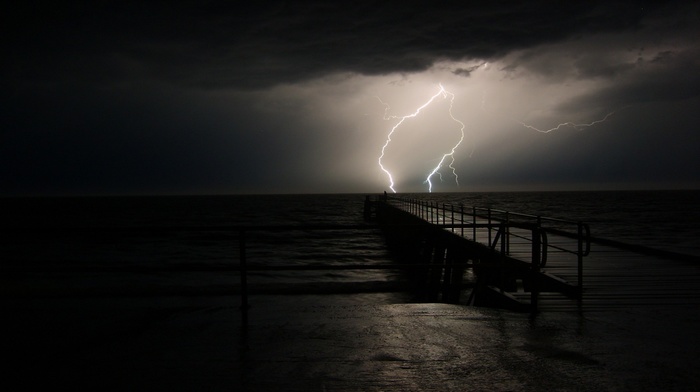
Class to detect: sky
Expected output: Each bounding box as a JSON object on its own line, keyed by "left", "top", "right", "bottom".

{"left": 2, "top": 1, "right": 699, "bottom": 196}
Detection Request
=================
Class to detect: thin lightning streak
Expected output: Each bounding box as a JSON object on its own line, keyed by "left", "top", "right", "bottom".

{"left": 518, "top": 111, "right": 618, "bottom": 133}
{"left": 377, "top": 84, "right": 466, "bottom": 193}
{"left": 480, "top": 92, "right": 625, "bottom": 134}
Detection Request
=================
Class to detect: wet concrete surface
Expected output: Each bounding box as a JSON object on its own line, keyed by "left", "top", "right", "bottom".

{"left": 3, "top": 295, "right": 700, "bottom": 391}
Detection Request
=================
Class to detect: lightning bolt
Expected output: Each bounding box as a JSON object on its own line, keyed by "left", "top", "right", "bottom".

{"left": 518, "top": 111, "right": 619, "bottom": 133}
{"left": 377, "top": 84, "right": 466, "bottom": 193}
{"left": 480, "top": 91, "right": 625, "bottom": 134}
{"left": 424, "top": 87, "right": 465, "bottom": 193}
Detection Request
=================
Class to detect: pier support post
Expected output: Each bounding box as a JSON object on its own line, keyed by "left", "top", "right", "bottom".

{"left": 443, "top": 246, "right": 467, "bottom": 304}
{"left": 426, "top": 235, "right": 445, "bottom": 302}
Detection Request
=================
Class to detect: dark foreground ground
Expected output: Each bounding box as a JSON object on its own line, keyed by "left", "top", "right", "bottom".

{"left": 3, "top": 294, "right": 700, "bottom": 391}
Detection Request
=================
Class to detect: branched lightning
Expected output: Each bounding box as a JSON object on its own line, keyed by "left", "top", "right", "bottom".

{"left": 378, "top": 82, "right": 621, "bottom": 194}
{"left": 377, "top": 84, "right": 466, "bottom": 193}
{"left": 424, "top": 87, "right": 465, "bottom": 193}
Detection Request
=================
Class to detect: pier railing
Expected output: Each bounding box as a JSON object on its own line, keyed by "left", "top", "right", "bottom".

{"left": 385, "top": 195, "right": 591, "bottom": 296}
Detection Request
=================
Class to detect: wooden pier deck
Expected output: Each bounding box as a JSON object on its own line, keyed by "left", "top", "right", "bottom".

{"left": 372, "top": 195, "right": 700, "bottom": 312}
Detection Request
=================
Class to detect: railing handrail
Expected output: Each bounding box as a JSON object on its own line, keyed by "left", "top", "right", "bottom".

{"left": 382, "top": 194, "right": 588, "bottom": 300}
{"left": 389, "top": 195, "right": 583, "bottom": 226}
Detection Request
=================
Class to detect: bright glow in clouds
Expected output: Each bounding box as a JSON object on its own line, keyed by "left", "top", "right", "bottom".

{"left": 377, "top": 84, "right": 466, "bottom": 193}
{"left": 256, "top": 56, "right": 632, "bottom": 193}
{"left": 373, "top": 76, "right": 616, "bottom": 193}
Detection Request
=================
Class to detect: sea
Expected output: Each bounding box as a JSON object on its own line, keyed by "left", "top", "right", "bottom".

{"left": 2, "top": 190, "right": 699, "bottom": 301}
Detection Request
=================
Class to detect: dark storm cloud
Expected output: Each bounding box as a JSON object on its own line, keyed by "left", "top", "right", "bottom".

{"left": 452, "top": 63, "right": 486, "bottom": 78}
{"left": 3, "top": 0, "right": 667, "bottom": 90}
{"left": 556, "top": 47, "right": 700, "bottom": 111}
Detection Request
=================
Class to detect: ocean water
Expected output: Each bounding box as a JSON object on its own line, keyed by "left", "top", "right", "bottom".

{"left": 2, "top": 190, "right": 699, "bottom": 299}
{"left": 1, "top": 194, "right": 403, "bottom": 299}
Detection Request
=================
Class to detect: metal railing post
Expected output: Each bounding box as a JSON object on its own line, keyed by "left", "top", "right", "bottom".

{"left": 487, "top": 208, "right": 492, "bottom": 245}
{"left": 577, "top": 222, "right": 584, "bottom": 300}
{"left": 499, "top": 222, "right": 506, "bottom": 294}
{"left": 239, "top": 229, "right": 250, "bottom": 311}
{"left": 505, "top": 211, "right": 510, "bottom": 255}
{"left": 500, "top": 223, "right": 506, "bottom": 254}
{"left": 531, "top": 227, "right": 541, "bottom": 313}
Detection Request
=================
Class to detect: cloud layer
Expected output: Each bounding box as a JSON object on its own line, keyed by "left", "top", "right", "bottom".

{"left": 5, "top": 1, "right": 679, "bottom": 89}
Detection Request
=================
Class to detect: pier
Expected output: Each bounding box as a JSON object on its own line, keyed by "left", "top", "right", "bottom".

{"left": 365, "top": 194, "right": 589, "bottom": 312}
{"left": 366, "top": 194, "right": 700, "bottom": 312}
